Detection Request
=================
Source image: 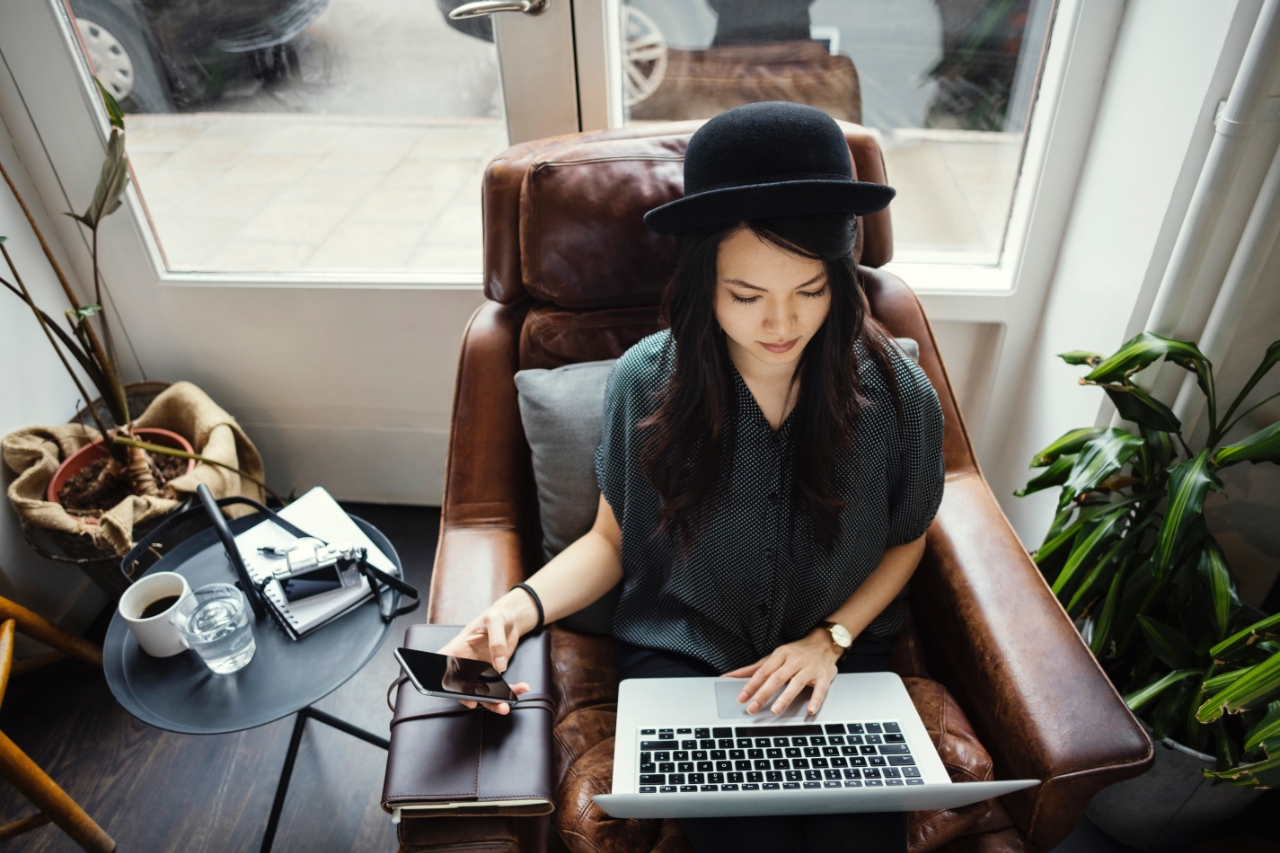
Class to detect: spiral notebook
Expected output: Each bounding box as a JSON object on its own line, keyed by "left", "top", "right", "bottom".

{"left": 232, "top": 487, "right": 396, "bottom": 638}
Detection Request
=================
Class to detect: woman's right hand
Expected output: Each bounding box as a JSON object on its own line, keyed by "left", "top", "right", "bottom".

{"left": 436, "top": 589, "right": 538, "bottom": 714}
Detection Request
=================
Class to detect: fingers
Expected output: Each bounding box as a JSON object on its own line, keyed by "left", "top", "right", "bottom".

{"left": 511, "top": 682, "right": 532, "bottom": 696}
{"left": 489, "top": 701, "right": 511, "bottom": 715}
{"left": 460, "top": 699, "right": 477, "bottom": 709}
{"left": 738, "top": 655, "right": 781, "bottom": 705}
{"left": 745, "top": 663, "right": 795, "bottom": 714}
{"left": 485, "top": 611, "right": 511, "bottom": 671}
{"left": 771, "top": 675, "right": 809, "bottom": 716}
{"left": 808, "top": 675, "right": 832, "bottom": 716}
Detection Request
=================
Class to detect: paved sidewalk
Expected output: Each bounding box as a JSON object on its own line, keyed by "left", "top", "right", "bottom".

{"left": 128, "top": 113, "right": 506, "bottom": 272}
{"left": 128, "top": 114, "right": 1019, "bottom": 273}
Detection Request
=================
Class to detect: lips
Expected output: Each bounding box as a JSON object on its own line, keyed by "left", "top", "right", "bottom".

{"left": 761, "top": 338, "right": 799, "bottom": 354}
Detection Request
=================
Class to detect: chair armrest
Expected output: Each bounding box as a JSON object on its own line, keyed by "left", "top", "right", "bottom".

{"left": 428, "top": 299, "right": 536, "bottom": 625}
{"left": 912, "top": 472, "right": 1153, "bottom": 851}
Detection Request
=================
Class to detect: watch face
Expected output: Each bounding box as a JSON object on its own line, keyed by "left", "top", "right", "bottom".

{"left": 830, "top": 623, "right": 853, "bottom": 648}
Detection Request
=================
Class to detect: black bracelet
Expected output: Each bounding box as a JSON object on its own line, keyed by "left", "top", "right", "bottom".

{"left": 511, "top": 583, "right": 545, "bottom": 634}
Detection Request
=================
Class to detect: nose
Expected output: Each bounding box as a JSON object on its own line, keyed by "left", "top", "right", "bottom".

{"left": 761, "top": 296, "right": 795, "bottom": 335}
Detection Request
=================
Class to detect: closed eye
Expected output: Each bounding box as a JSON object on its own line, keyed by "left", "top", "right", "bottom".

{"left": 799, "top": 286, "right": 828, "bottom": 299}
{"left": 730, "top": 293, "right": 761, "bottom": 304}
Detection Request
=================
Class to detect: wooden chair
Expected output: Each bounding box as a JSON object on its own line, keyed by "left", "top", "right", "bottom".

{"left": 0, "top": 594, "right": 115, "bottom": 852}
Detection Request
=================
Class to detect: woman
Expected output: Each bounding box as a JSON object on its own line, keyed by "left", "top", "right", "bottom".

{"left": 442, "top": 101, "right": 945, "bottom": 853}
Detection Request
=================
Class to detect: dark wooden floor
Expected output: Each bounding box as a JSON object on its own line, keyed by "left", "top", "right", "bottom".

{"left": 0, "top": 503, "right": 440, "bottom": 853}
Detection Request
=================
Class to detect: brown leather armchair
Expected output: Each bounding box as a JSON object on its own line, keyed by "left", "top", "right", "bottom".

{"left": 408, "top": 122, "right": 1153, "bottom": 853}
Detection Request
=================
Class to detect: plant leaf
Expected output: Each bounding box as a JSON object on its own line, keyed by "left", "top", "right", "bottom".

{"left": 1106, "top": 384, "right": 1183, "bottom": 433}
{"left": 1059, "top": 430, "right": 1145, "bottom": 507}
{"left": 1086, "top": 333, "right": 1210, "bottom": 383}
{"left": 1214, "top": 421, "right": 1280, "bottom": 467}
{"left": 1219, "top": 340, "right": 1280, "bottom": 432}
{"left": 1152, "top": 677, "right": 1197, "bottom": 740}
{"left": 1155, "top": 450, "right": 1223, "bottom": 570}
{"left": 1139, "top": 615, "right": 1198, "bottom": 670}
{"left": 1243, "top": 702, "right": 1280, "bottom": 757}
{"left": 1053, "top": 506, "right": 1129, "bottom": 596}
{"left": 1034, "top": 501, "right": 1130, "bottom": 564}
{"left": 1016, "top": 453, "right": 1076, "bottom": 497}
{"left": 1125, "top": 668, "right": 1201, "bottom": 712}
{"left": 1210, "top": 612, "right": 1280, "bottom": 664}
{"left": 1060, "top": 350, "right": 1104, "bottom": 367}
{"left": 1029, "top": 427, "right": 1110, "bottom": 468}
{"left": 1066, "top": 534, "right": 1128, "bottom": 615}
{"left": 1202, "top": 754, "right": 1280, "bottom": 788}
{"left": 1140, "top": 425, "right": 1177, "bottom": 477}
{"left": 1091, "top": 561, "right": 1127, "bottom": 657}
{"left": 1197, "top": 542, "right": 1240, "bottom": 641}
{"left": 94, "top": 78, "right": 125, "bottom": 130}
{"left": 66, "top": 305, "right": 102, "bottom": 322}
{"left": 1202, "top": 669, "right": 1246, "bottom": 695}
{"left": 73, "top": 128, "right": 129, "bottom": 229}
{"left": 1197, "top": 649, "right": 1280, "bottom": 723}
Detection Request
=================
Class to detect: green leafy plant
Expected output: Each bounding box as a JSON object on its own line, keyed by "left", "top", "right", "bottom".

{"left": 1018, "top": 332, "right": 1280, "bottom": 787}
{"left": 1, "top": 83, "right": 276, "bottom": 503}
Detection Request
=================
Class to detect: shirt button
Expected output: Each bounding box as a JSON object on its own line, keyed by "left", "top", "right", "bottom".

{"left": 765, "top": 546, "right": 777, "bottom": 558}
{"left": 767, "top": 492, "right": 779, "bottom": 503}
{"left": 758, "top": 602, "right": 768, "bottom": 614}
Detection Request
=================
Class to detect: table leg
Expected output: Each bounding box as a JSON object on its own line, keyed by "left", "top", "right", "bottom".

{"left": 259, "top": 706, "right": 390, "bottom": 853}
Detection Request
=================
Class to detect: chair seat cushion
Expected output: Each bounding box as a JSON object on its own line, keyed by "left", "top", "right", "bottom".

{"left": 549, "top": 627, "right": 999, "bottom": 853}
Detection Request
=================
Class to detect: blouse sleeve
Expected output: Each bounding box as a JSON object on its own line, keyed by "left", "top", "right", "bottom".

{"left": 594, "top": 358, "right": 632, "bottom": 518}
{"left": 885, "top": 352, "right": 946, "bottom": 547}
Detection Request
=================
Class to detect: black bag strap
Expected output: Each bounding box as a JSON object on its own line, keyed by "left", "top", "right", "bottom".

{"left": 121, "top": 495, "right": 418, "bottom": 623}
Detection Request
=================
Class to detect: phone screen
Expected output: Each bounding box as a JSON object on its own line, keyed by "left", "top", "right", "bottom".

{"left": 395, "top": 648, "right": 518, "bottom": 703}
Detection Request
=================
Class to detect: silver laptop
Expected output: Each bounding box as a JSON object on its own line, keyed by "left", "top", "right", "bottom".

{"left": 594, "top": 672, "right": 1038, "bottom": 819}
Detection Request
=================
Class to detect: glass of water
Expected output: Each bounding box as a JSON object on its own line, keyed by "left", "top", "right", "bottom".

{"left": 174, "top": 583, "right": 255, "bottom": 674}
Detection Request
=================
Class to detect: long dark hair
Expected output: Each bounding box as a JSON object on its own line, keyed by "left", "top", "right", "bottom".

{"left": 638, "top": 212, "right": 900, "bottom": 551}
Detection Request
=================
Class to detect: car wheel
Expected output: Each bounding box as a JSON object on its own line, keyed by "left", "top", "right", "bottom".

{"left": 623, "top": 5, "right": 668, "bottom": 107}
{"left": 70, "top": 1, "right": 173, "bottom": 113}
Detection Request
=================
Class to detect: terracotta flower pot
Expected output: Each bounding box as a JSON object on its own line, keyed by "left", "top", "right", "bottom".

{"left": 46, "top": 427, "right": 195, "bottom": 505}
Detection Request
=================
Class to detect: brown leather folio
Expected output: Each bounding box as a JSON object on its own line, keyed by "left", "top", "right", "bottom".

{"left": 382, "top": 624, "right": 555, "bottom": 821}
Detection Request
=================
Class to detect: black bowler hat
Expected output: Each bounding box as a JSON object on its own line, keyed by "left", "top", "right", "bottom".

{"left": 644, "top": 101, "right": 895, "bottom": 235}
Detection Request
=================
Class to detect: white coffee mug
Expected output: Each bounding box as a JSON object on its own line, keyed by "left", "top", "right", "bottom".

{"left": 119, "top": 572, "right": 192, "bottom": 657}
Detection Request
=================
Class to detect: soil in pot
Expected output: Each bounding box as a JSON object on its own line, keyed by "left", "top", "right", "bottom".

{"left": 58, "top": 451, "right": 189, "bottom": 516}
{"left": 46, "top": 427, "right": 195, "bottom": 516}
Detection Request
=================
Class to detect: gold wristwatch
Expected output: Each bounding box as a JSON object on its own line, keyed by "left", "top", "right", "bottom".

{"left": 822, "top": 621, "right": 853, "bottom": 658}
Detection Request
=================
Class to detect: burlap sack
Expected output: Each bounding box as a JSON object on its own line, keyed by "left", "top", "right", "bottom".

{"left": 2, "top": 381, "right": 265, "bottom": 556}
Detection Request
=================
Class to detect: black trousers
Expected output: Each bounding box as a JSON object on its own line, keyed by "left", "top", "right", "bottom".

{"left": 617, "top": 639, "right": 908, "bottom": 853}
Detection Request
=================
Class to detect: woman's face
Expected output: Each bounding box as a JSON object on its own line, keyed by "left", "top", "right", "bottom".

{"left": 714, "top": 227, "right": 831, "bottom": 373}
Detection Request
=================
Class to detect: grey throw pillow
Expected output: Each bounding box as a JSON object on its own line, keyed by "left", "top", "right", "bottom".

{"left": 515, "top": 360, "right": 621, "bottom": 634}
{"left": 511, "top": 339, "right": 919, "bottom": 636}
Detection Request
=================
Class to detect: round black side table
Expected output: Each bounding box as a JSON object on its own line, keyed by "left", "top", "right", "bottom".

{"left": 103, "top": 512, "right": 400, "bottom": 853}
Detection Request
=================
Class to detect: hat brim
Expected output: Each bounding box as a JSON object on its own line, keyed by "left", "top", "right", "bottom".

{"left": 644, "top": 178, "right": 895, "bottom": 235}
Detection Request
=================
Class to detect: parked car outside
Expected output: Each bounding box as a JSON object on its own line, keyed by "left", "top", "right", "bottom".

{"left": 68, "top": 0, "right": 331, "bottom": 112}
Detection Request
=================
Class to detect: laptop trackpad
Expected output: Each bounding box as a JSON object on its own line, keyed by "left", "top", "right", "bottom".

{"left": 714, "top": 681, "right": 814, "bottom": 720}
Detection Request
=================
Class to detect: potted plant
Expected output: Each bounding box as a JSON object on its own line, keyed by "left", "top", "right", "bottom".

{"left": 1016, "top": 332, "right": 1280, "bottom": 851}
{"left": 1, "top": 84, "right": 273, "bottom": 596}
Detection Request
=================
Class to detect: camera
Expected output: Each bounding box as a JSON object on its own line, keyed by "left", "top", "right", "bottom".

{"left": 260, "top": 538, "right": 366, "bottom": 602}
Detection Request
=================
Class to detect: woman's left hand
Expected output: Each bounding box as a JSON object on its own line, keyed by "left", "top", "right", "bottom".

{"left": 724, "top": 628, "right": 843, "bottom": 716}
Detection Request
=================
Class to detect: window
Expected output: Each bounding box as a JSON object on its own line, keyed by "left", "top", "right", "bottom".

{"left": 67, "top": 0, "right": 508, "bottom": 273}
{"left": 617, "top": 0, "right": 1056, "bottom": 264}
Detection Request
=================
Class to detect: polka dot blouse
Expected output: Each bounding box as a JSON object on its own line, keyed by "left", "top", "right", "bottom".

{"left": 594, "top": 330, "right": 945, "bottom": 674}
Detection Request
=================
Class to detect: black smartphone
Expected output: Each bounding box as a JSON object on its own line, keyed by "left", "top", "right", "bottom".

{"left": 393, "top": 648, "right": 518, "bottom": 705}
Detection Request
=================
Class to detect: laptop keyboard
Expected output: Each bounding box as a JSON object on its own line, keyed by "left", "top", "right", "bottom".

{"left": 635, "top": 723, "right": 924, "bottom": 794}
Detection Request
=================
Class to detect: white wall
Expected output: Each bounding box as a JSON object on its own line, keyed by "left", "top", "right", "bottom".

{"left": 991, "top": 0, "right": 1260, "bottom": 543}
{"left": 0, "top": 111, "right": 107, "bottom": 636}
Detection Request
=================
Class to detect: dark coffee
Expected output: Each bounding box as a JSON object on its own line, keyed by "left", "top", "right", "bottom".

{"left": 139, "top": 595, "right": 180, "bottom": 619}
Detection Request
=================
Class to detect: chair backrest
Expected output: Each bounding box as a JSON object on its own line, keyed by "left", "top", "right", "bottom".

{"left": 479, "top": 121, "right": 977, "bottom": 476}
